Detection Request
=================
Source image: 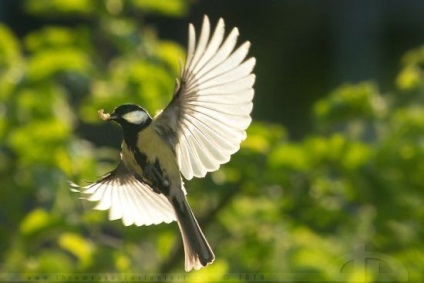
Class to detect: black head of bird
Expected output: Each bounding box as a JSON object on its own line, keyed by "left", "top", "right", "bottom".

{"left": 99, "top": 104, "right": 152, "bottom": 127}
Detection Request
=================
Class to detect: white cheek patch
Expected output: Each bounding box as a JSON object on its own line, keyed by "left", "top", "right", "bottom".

{"left": 122, "top": 110, "right": 149, "bottom": 124}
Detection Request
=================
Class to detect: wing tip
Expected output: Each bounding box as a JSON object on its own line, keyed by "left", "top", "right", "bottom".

{"left": 203, "top": 14, "right": 210, "bottom": 25}
{"left": 232, "top": 27, "right": 240, "bottom": 37}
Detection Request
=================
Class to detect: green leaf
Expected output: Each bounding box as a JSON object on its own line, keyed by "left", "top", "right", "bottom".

{"left": 396, "top": 65, "right": 422, "bottom": 90}
{"left": 25, "top": 0, "right": 95, "bottom": 16}
{"left": 0, "top": 25, "right": 24, "bottom": 100}
{"left": 314, "top": 82, "right": 386, "bottom": 125}
{"left": 130, "top": 0, "right": 188, "bottom": 16}
{"left": 0, "top": 24, "right": 21, "bottom": 65}
{"left": 8, "top": 119, "right": 71, "bottom": 165}
{"left": 19, "top": 208, "right": 51, "bottom": 235}
{"left": 401, "top": 45, "right": 424, "bottom": 65}
{"left": 27, "top": 48, "right": 91, "bottom": 81}
{"left": 342, "top": 141, "right": 372, "bottom": 170}
{"left": 268, "top": 143, "right": 310, "bottom": 171}
{"left": 58, "top": 233, "right": 94, "bottom": 266}
{"left": 187, "top": 260, "right": 229, "bottom": 283}
{"left": 243, "top": 122, "right": 286, "bottom": 153}
{"left": 156, "top": 41, "right": 186, "bottom": 74}
{"left": 24, "top": 27, "right": 89, "bottom": 52}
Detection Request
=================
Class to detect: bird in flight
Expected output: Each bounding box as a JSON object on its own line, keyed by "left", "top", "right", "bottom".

{"left": 71, "top": 15, "right": 255, "bottom": 271}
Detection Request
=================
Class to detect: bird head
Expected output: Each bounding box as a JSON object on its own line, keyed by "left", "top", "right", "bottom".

{"left": 98, "top": 104, "right": 152, "bottom": 127}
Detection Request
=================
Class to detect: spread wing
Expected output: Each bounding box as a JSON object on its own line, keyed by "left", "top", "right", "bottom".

{"left": 154, "top": 15, "right": 255, "bottom": 180}
{"left": 71, "top": 162, "right": 176, "bottom": 226}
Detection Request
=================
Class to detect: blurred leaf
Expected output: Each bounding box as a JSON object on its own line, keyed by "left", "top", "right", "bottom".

{"left": 396, "top": 65, "right": 421, "bottom": 90}
{"left": 101, "top": 17, "right": 138, "bottom": 49}
{"left": 27, "top": 48, "right": 91, "bottom": 81}
{"left": 24, "top": 27, "right": 90, "bottom": 52}
{"left": 8, "top": 119, "right": 71, "bottom": 165}
{"left": 401, "top": 45, "right": 424, "bottom": 65}
{"left": 58, "top": 232, "right": 94, "bottom": 267}
{"left": 243, "top": 122, "right": 286, "bottom": 153}
{"left": 0, "top": 25, "right": 24, "bottom": 100}
{"left": 341, "top": 141, "right": 372, "bottom": 170}
{"left": 268, "top": 143, "right": 309, "bottom": 171}
{"left": 15, "top": 84, "right": 72, "bottom": 123}
{"left": 393, "top": 106, "right": 424, "bottom": 130}
{"left": 0, "top": 24, "right": 21, "bottom": 65}
{"left": 37, "top": 250, "right": 73, "bottom": 272}
{"left": 105, "top": 0, "right": 124, "bottom": 15}
{"left": 114, "top": 252, "right": 131, "bottom": 272}
{"left": 19, "top": 208, "right": 51, "bottom": 235}
{"left": 156, "top": 41, "right": 186, "bottom": 74}
{"left": 346, "top": 267, "right": 375, "bottom": 283}
{"left": 314, "top": 82, "right": 386, "bottom": 125}
{"left": 25, "top": 0, "right": 95, "bottom": 16}
{"left": 0, "top": 115, "right": 6, "bottom": 139}
{"left": 187, "top": 260, "right": 228, "bottom": 283}
{"left": 156, "top": 231, "right": 175, "bottom": 259}
{"left": 130, "top": 0, "right": 189, "bottom": 16}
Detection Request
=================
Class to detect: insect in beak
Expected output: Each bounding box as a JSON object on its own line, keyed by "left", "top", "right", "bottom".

{"left": 98, "top": 109, "right": 117, "bottom": 121}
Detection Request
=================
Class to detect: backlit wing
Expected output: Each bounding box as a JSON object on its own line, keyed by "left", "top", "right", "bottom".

{"left": 71, "top": 162, "right": 176, "bottom": 226}
{"left": 154, "top": 15, "right": 255, "bottom": 180}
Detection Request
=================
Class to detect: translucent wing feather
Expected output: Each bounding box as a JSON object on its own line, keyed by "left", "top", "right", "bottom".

{"left": 71, "top": 162, "right": 176, "bottom": 226}
{"left": 154, "top": 15, "right": 255, "bottom": 180}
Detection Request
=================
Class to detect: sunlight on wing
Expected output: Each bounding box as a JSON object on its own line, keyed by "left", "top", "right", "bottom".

{"left": 176, "top": 16, "right": 255, "bottom": 179}
{"left": 71, "top": 170, "right": 176, "bottom": 226}
{"left": 153, "top": 15, "right": 255, "bottom": 180}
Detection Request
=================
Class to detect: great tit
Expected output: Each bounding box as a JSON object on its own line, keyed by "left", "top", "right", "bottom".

{"left": 71, "top": 15, "right": 255, "bottom": 271}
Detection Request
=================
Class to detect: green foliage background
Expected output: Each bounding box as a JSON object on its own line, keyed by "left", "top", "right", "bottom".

{"left": 1, "top": 1, "right": 423, "bottom": 282}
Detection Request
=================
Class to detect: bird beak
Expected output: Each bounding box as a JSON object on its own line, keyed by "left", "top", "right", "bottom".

{"left": 98, "top": 109, "right": 117, "bottom": 121}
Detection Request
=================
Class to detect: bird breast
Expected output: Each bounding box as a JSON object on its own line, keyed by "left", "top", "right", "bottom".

{"left": 121, "top": 125, "right": 181, "bottom": 189}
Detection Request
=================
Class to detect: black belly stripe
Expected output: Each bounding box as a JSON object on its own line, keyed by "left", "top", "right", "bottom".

{"left": 132, "top": 148, "right": 171, "bottom": 196}
{"left": 121, "top": 122, "right": 171, "bottom": 196}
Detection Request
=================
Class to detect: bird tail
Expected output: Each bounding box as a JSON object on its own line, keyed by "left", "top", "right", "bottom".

{"left": 170, "top": 194, "right": 215, "bottom": 271}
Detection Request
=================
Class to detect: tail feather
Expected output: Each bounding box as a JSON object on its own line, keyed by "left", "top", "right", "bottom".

{"left": 171, "top": 195, "right": 215, "bottom": 271}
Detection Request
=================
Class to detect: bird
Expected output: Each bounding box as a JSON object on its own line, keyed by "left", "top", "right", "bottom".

{"left": 71, "top": 15, "right": 255, "bottom": 271}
